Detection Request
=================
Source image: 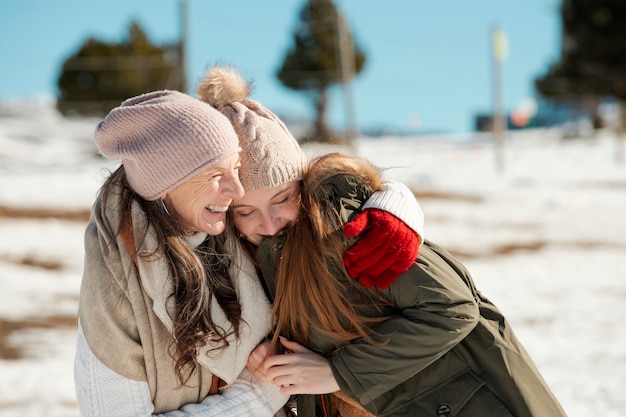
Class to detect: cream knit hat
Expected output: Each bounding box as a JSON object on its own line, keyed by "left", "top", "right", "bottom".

{"left": 196, "top": 66, "right": 308, "bottom": 192}
{"left": 95, "top": 90, "right": 241, "bottom": 201}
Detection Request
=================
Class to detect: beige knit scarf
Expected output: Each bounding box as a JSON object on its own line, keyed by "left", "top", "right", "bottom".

{"left": 131, "top": 201, "right": 272, "bottom": 384}
{"left": 81, "top": 193, "right": 272, "bottom": 386}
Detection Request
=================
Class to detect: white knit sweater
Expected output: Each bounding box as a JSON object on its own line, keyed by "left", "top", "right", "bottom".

{"left": 75, "top": 324, "right": 287, "bottom": 417}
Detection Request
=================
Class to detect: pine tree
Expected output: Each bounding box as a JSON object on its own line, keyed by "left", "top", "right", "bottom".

{"left": 56, "top": 21, "right": 181, "bottom": 117}
{"left": 277, "top": 0, "right": 366, "bottom": 142}
{"left": 535, "top": 0, "right": 626, "bottom": 125}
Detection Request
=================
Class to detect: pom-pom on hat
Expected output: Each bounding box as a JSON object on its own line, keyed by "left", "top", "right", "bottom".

{"left": 94, "top": 90, "right": 241, "bottom": 201}
{"left": 196, "top": 66, "right": 308, "bottom": 192}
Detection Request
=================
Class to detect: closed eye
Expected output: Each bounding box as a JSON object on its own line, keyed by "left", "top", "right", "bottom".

{"left": 233, "top": 209, "right": 254, "bottom": 218}
{"left": 274, "top": 191, "right": 298, "bottom": 205}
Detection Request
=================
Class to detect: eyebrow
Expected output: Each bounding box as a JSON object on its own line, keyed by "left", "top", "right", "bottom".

{"left": 197, "top": 157, "right": 242, "bottom": 179}
{"left": 193, "top": 167, "right": 220, "bottom": 180}
{"left": 272, "top": 186, "right": 294, "bottom": 199}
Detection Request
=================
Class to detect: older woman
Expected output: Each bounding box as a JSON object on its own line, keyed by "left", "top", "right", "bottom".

{"left": 74, "top": 90, "right": 288, "bottom": 416}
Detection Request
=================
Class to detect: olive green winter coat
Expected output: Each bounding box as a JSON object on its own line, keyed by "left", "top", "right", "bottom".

{"left": 257, "top": 174, "right": 567, "bottom": 417}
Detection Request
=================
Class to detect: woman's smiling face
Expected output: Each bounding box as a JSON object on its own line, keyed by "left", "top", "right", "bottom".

{"left": 163, "top": 153, "right": 244, "bottom": 236}
{"left": 230, "top": 181, "right": 302, "bottom": 245}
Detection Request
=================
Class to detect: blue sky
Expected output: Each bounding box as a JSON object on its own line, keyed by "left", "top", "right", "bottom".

{"left": 1, "top": 0, "right": 561, "bottom": 133}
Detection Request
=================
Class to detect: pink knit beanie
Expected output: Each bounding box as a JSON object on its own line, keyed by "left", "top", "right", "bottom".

{"left": 196, "top": 66, "right": 307, "bottom": 192}
{"left": 95, "top": 90, "right": 241, "bottom": 201}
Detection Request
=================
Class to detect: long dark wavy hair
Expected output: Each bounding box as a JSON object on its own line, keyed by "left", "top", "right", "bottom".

{"left": 100, "top": 165, "right": 243, "bottom": 385}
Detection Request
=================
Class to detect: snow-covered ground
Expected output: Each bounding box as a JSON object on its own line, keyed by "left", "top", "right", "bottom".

{"left": 1, "top": 99, "right": 625, "bottom": 416}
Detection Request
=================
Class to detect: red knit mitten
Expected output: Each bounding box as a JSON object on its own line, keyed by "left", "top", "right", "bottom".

{"left": 343, "top": 208, "right": 420, "bottom": 290}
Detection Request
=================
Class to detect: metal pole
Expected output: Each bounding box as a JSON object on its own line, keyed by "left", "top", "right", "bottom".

{"left": 179, "top": 0, "right": 188, "bottom": 93}
{"left": 335, "top": 8, "right": 358, "bottom": 153}
{"left": 491, "top": 25, "right": 506, "bottom": 172}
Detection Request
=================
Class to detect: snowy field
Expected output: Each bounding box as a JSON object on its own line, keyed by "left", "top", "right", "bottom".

{"left": 0, "top": 99, "right": 625, "bottom": 416}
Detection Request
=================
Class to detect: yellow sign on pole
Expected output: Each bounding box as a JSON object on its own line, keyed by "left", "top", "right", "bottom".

{"left": 491, "top": 25, "right": 507, "bottom": 173}
{"left": 492, "top": 27, "right": 508, "bottom": 62}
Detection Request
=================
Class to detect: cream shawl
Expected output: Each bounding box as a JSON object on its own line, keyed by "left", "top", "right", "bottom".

{"left": 78, "top": 192, "right": 272, "bottom": 412}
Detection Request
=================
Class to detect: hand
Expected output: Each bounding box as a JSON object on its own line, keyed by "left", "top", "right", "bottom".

{"left": 259, "top": 338, "right": 340, "bottom": 395}
{"left": 343, "top": 208, "right": 420, "bottom": 290}
{"left": 247, "top": 340, "right": 280, "bottom": 383}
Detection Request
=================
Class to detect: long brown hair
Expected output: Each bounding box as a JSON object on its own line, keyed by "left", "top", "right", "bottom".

{"left": 100, "top": 166, "right": 243, "bottom": 385}
{"left": 269, "top": 153, "right": 392, "bottom": 353}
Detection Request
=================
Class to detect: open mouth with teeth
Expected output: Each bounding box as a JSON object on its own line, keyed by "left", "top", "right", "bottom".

{"left": 206, "top": 205, "right": 228, "bottom": 213}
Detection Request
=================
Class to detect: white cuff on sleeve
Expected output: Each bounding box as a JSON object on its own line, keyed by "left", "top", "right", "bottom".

{"left": 362, "top": 180, "right": 424, "bottom": 244}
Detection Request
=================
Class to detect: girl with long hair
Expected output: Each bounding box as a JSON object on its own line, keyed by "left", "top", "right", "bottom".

{"left": 246, "top": 153, "right": 568, "bottom": 417}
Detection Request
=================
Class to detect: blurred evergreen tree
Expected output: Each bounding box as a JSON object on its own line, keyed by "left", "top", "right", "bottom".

{"left": 277, "top": 0, "right": 366, "bottom": 142}
{"left": 535, "top": 0, "right": 626, "bottom": 127}
{"left": 57, "top": 21, "right": 182, "bottom": 117}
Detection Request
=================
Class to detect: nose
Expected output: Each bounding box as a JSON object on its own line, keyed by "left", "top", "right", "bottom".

{"left": 259, "top": 210, "right": 283, "bottom": 237}
{"left": 223, "top": 172, "right": 245, "bottom": 200}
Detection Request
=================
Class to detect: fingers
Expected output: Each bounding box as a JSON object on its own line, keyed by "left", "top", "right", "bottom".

{"left": 345, "top": 211, "right": 396, "bottom": 258}
{"left": 247, "top": 356, "right": 271, "bottom": 382}
{"left": 344, "top": 208, "right": 419, "bottom": 289}
{"left": 279, "top": 337, "right": 312, "bottom": 354}
{"left": 369, "top": 237, "right": 420, "bottom": 290}
{"left": 348, "top": 232, "right": 419, "bottom": 289}
{"left": 247, "top": 353, "right": 263, "bottom": 372}
{"left": 344, "top": 245, "right": 382, "bottom": 277}
{"left": 388, "top": 252, "right": 415, "bottom": 271}
{"left": 343, "top": 210, "right": 370, "bottom": 237}
{"left": 246, "top": 340, "right": 277, "bottom": 375}
{"left": 344, "top": 227, "right": 389, "bottom": 267}
{"left": 357, "top": 274, "right": 376, "bottom": 288}
{"left": 262, "top": 354, "right": 302, "bottom": 388}
{"left": 251, "top": 340, "right": 274, "bottom": 357}
{"left": 363, "top": 243, "right": 401, "bottom": 277}
{"left": 279, "top": 384, "right": 299, "bottom": 396}
{"left": 344, "top": 234, "right": 390, "bottom": 278}
{"left": 264, "top": 352, "right": 340, "bottom": 395}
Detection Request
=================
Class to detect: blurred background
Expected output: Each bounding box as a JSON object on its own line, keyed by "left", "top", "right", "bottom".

{"left": 4, "top": 0, "right": 623, "bottom": 140}
{"left": 1, "top": 1, "right": 626, "bottom": 416}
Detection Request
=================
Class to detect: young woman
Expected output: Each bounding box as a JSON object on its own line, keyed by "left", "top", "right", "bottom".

{"left": 197, "top": 65, "right": 424, "bottom": 292}
{"left": 247, "top": 153, "right": 568, "bottom": 417}
{"left": 195, "top": 66, "right": 427, "bottom": 417}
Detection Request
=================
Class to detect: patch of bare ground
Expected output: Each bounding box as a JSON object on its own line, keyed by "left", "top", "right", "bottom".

{"left": 0, "top": 205, "right": 90, "bottom": 222}
{"left": 577, "top": 180, "right": 626, "bottom": 190}
{"left": 0, "top": 254, "right": 65, "bottom": 270}
{"left": 449, "top": 240, "right": 626, "bottom": 259}
{"left": 516, "top": 316, "right": 555, "bottom": 327}
{"left": 0, "top": 190, "right": 471, "bottom": 221}
{"left": 0, "top": 315, "right": 76, "bottom": 359}
{"left": 492, "top": 241, "right": 547, "bottom": 255}
{"left": 450, "top": 241, "right": 626, "bottom": 259}
{"left": 412, "top": 189, "right": 483, "bottom": 203}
